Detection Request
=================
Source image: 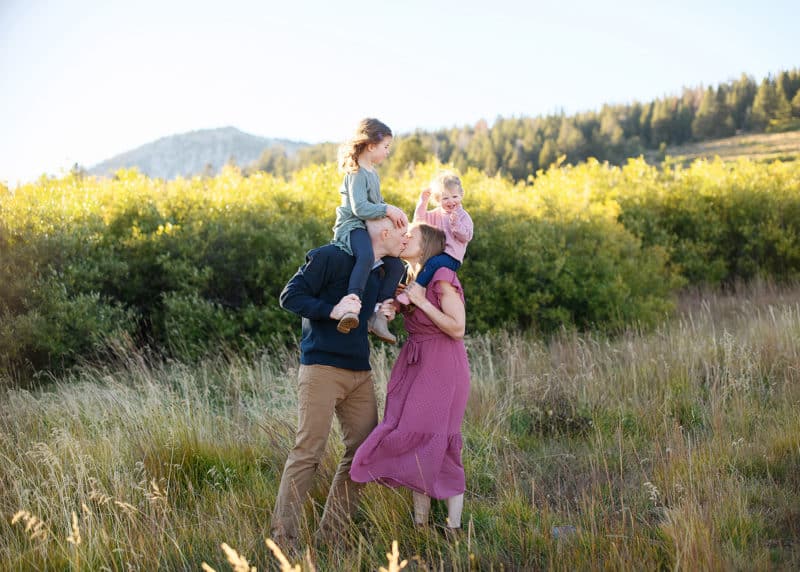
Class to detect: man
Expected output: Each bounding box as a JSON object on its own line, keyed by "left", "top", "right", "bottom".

{"left": 271, "top": 217, "right": 408, "bottom": 544}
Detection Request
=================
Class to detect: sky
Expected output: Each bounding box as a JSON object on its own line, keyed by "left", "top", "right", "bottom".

{"left": 1, "top": 0, "right": 797, "bottom": 186}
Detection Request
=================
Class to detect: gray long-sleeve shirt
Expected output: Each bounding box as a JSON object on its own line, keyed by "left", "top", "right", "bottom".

{"left": 331, "top": 168, "right": 388, "bottom": 254}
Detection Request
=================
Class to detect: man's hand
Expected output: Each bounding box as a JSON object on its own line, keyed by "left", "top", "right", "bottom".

{"left": 330, "top": 294, "right": 361, "bottom": 320}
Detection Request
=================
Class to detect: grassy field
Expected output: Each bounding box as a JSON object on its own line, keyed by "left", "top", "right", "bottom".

{"left": 646, "top": 130, "right": 800, "bottom": 165}
{"left": 2, "top": 282, "right": 800, "bottom": 570}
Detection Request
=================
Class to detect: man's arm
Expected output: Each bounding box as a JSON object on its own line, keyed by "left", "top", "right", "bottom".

{"left": 279, "top": 250, "right": 337, "bottom": 320}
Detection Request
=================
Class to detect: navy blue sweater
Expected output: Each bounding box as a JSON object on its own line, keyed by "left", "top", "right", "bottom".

{"left": 279, "top": 244, "right": 382, "bottom": 371}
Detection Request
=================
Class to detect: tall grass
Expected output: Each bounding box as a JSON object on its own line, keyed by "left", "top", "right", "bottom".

{"left": 2, "top": 283, "right": 799, "bottom": 570}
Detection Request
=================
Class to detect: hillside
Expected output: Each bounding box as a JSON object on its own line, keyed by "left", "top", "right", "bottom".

{"left": 648, "top": 130, "right": 800, "bottom": 164}
{"left": 89, "top": 126, "right": 307, "bottom": 180}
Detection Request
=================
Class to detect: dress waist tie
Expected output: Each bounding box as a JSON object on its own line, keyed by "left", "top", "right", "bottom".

{"left": 405, "top": 333, "right": 448, "bottom": 365}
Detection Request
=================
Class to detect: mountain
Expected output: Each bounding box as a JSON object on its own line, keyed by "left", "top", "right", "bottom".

{"left": 89, "top": 127, "right": 308, "bottom": 179}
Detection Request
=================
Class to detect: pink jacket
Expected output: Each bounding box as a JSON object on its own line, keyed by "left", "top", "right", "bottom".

{"left": 414, "top": 203, "right": 474, "bottom": 263}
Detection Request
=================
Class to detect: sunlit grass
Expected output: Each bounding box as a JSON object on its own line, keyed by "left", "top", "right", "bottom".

{"left": 649, "top": 130, "right": 800, "bottom": 165}
{"left": 2, "top": 283, "right": 800, "bottom": 569}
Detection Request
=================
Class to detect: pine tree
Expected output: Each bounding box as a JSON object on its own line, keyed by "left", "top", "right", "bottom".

{"left": 778, "top": 71, "right": 795, "bottom": 104}
{"left": 556, "top": 117, "right": 587, "bottom": 163}
{"left": 672, "top": 101, "right": 694, "bottom": 144}
{"left": 749, "top": 78, "right": 792, "bottom": 131}
{"left": 639, "top": 102, "right": 654, "bottom": 147}
{"left": 386, "top": 134, "right": 428, "bottom": 177}
{"left": 538, "top": 139, "right": 558, "bottom": 170}
{"left": 727, "top": 74, "right": 757, "bottom": 130}
{"left": 651, "top": 99, "right": 674, "bottom": 146}
{"left": 692, "top": 87, "right": 734, "bottom": 139}
{"left": 787, "top": 69, "right": 800, "bottom": 102}
{"left": 791, "top": 90, "right": 800, "bottom": 119}
{"left": 773, "top": 84, "right": 793, "bottom": 127}
{"left": 715, "top": 86, "right": 736, "bottom": 137}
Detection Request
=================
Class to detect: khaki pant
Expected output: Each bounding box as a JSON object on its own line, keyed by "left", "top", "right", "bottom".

{"left": 270, "top": 364, "right": 378, "bottom": 540}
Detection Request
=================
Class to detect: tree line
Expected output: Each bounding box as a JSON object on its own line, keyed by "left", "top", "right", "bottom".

{"left": 250, "top": 69, "right": 800, "bottom": 181}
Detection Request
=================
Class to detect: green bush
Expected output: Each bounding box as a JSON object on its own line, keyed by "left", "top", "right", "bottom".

{"left": 617, "top": 158, "right": 800, "bottom": 284}
{"left": 1, "top": 157, "right": 798, "bottom": 378}
{"left": 0, "top": 280, "right": 136, "bottom": 374}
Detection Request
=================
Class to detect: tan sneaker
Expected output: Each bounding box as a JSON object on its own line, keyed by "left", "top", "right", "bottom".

{"left": 337, "top": 312, "right": 359, "bottom": 333}
{"left": 368, "top": 312, "right": 397, "bottom": 344}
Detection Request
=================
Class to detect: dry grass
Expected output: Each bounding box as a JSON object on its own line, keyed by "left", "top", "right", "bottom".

{"left": 646, "top": 130, "right": 800, "bottom": 164}
{"left": 2, "top": 283, "right": 800, "bottom": 569}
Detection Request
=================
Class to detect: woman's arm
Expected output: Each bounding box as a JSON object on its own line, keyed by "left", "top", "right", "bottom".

{"left": 405, "top": 281, "right": 465, "bottom": 339}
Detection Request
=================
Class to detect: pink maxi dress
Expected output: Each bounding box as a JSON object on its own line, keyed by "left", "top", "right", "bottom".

{"left": 350, "top": 268, "right": 470, "bottom": 499}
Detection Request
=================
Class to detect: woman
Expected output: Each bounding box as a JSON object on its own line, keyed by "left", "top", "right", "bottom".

{"left": 350, "top": 222, "right": 470, "bottom": 532}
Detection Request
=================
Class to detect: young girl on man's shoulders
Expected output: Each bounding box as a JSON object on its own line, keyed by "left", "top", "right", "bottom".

{"left": 330, "top": 118, "right": 408, "bottom": 343}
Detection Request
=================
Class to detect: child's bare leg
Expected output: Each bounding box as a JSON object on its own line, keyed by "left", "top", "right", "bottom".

{"left": 412, "top": 491, "right": 431, "bottom": 526}
{"left": 446, "top": 494, "right": 464, "bottom": 529}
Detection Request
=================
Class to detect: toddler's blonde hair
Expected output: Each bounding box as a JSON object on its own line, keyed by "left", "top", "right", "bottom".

{"left": 430, "top": 170, "right": 464, "bottom": 205}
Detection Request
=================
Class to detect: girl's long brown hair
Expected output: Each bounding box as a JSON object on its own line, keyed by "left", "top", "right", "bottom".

{"left": 338, "top": 118, "right": 393, "bottom": 174}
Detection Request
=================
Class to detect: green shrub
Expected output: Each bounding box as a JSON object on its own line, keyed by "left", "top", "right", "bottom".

{"left": 1, "top": 157, "right": 798, "bottom": 378}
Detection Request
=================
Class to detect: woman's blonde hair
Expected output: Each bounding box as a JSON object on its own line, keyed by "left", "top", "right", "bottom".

{"left": 338, "top": 118, "right": 393, "bottom": 174}
{"left": 430, "top": 170, "right": 464, "bottom": 205}
{"left": 406, "top": 222, "right": 446, "bottom": 282}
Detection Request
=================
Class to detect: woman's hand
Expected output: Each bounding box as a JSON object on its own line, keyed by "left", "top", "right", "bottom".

{"left": 404, "top": 283, "right": 427, "bottom": 306}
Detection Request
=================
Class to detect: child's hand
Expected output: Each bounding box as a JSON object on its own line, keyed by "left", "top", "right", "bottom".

{"left": 419, "top": 188, "right": 432, "bottom": 202}
{"left": 386, "top": 205, "right": 409, "bottom": 228}
{"left": 448, "top": 204, "right": 464, "bottom": 222}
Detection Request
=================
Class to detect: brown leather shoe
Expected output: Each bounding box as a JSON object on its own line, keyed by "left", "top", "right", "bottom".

{"left": 368, "top": 312, "right": 397, "bottom": 344}
{"left": 337, "top": 312, "right": 359, "bottom": 333}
